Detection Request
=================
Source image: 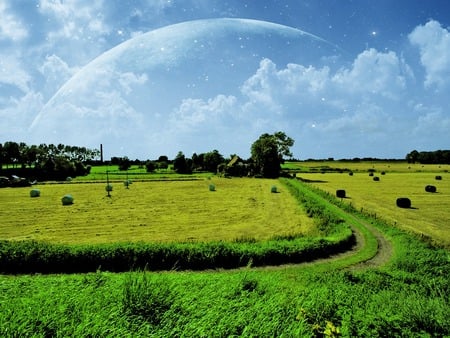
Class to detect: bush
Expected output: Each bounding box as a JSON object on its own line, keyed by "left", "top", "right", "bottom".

{"left": 396, "top": 197, "right": 411, "bottom": 208}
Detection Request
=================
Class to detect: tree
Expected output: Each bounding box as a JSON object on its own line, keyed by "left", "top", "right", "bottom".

{"left": 251, "top": 132, "right": 294, "bottom": 178}
{"left": 203, "top": 150, "right": 224, "bottom": 173}
{"left": 173, "top": 151, "right": 192, "bottom": 174}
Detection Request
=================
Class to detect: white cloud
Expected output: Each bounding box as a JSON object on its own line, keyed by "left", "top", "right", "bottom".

{"left": 39, "top": 55, "right": 79, "bottom": 97}
{"left": 0, "top": 2, "right": 28, "bottom": 41}
{"left": 0, "top": 53, "right": 31, "bottom": 92}
{"left": 38, "top": 0, "right": 109, "bottom": 40}
{"left": 169, "top": 95, "right": 237, "bottom": 131}
{"left": 0, "top": 91, "right": 44, "bottom": 141}
{"left": 332, "top": 48, "right": 409, "bottom": 99}
{"left": 409, "top": 20, "right": 450, "bottom": 89}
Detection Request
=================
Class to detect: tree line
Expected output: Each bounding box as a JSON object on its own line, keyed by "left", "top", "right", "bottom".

{"left": 405, "top": 149, "right": 450, "bottom": 164}
{"left": 0, "top": 141, "right": 99, "bottom": 180}
{"left": 1, "top": 132, "right": 294, "bottom": 180}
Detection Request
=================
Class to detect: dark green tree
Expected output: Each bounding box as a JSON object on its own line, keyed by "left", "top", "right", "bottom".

{"left": 173, "top": 151, "right": 192, "bottom": 174}
{"left": 203, "top": 150, "right": 224, "bottom": 173}
{"left": 251, "top": 132, "right": 294, "bottom": 178}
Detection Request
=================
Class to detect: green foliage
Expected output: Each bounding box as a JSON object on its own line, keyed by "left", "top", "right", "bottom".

{"left": 173, "top": 151, "right": 192, "bottom": 174}
{"left": 251, "top": 131, "right": 294, "bottom": 178}
{"left": 122, "top": 272, "right": 174, "bottom": 325}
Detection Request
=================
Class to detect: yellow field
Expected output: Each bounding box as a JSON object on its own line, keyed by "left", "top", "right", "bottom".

{"left": 285, "top": 161, "right": 450, "bottom": 173}
{"left": 0, "top": 178, "right": 315, "bottom": 244}
{"left": 298, "top": 171, "right": 450, "bottom": 247}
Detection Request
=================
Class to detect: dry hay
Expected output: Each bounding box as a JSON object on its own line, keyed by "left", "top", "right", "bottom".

{"left": 61, "top": 194, "right": 74, "bottom": 205}
{"left": 336, "top": 189, "right": 346, "bottom": 198}
{"left": 425, "top": 185, "right": 437, "bottom": 193}
{"left": 396, "top": 197, "right": 411, "bottom": 209}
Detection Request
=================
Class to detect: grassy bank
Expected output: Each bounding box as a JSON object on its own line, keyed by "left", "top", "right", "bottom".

{"left": 0, "top": 211, "right": 448, "bottom": 336}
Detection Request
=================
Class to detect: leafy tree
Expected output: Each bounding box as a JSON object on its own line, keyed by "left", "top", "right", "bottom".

{"left": 203, "top": 150, "right": 224, "bottom": 173}
{"left": 118, "top": 157, "right": 131, "bottom": 171}
{"left": 145, "top": 160, "right": 156, "bottom": 173}
{"left": 173, "top": 151, "right": 192, "bottom": 174}
{"left": 251, "top": 132, "right": 294, "bottom": 178}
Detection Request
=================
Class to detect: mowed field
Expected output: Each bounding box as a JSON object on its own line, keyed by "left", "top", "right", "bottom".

{"left": 297, "top": 170, "right": 450, "bottom": 247}
{"left": 0, "top": 178, "right": 315, "bottom": 244}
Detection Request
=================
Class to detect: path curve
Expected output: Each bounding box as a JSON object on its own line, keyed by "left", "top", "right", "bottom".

{"left": 249, "top": 193, "right": 393, "bottom": 272}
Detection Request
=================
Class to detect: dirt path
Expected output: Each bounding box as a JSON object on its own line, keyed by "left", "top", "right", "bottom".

{"left": 347, "top": 214, "right": 393, "bottom": 269}
{"left": 248, "top": 199, "right": 393, "bottom": 272}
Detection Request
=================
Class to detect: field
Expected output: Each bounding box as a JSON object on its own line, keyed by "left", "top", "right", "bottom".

{"left": 0, "top": 178, "right": 316, "bottom": 244}
{"left": 0, "top": 164, "right": 449, "bottom": 336}
{"left": 296, "top": 170, "right": 450, "bottom": 247}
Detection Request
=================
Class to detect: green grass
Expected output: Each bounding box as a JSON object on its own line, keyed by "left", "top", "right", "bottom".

{"left": 0, "top": 174, "right": 448, "bottom": 336}
{"left": 0, "top": 224, "right": 448, "bottom": 336}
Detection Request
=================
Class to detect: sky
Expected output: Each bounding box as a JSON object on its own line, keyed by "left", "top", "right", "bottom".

{"left": 1, "top": 0, "right": 450, "bottom": 160}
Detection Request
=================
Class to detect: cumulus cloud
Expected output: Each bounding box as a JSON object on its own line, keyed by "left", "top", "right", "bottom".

{"left": 169, "top": 95, "right": 237, "bottom": 131}
{"left": 409, "top": 20, "right": 450, "bottom": 89}
{"left": 332, "top": 48, "right": 411, "bottom": 99}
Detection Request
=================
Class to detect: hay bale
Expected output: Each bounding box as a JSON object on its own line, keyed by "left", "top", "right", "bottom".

{"left": 435, "top": 175, "right": 442, "bottom": 180}
{"left": 381, "top": 171, "right": 386, "bottom": 175}
{"left": 30, "top": 189, "right": 40, "bottom": 198}
{"left": 348, "top": 172, "right": 353, "bottom": 176}
{"left": 61, "top": 194, "right": 74, "bottom": 205}
{"left": 336, "top": 189, "right": 346, "bottom": 198}
{"left": 209, "top": 184, "right": 215, "bottom": 191}
{"left": 123, "top": 179, "right": 132, "bottom": 187}
{"left": 373, "top": 176, "right": 380, "bottom": 181}
{"left": 396, "top": 197, "right": 411, "bottom": 208}
{"left": 271, "top": 185, "right": 277, "bottom": 193}
{"left": 369, "top": 172, "right": 374, "bottom": 177}
{"left": 105, "top": 184, "right": 113, "bottom": 192}
{"left": 425, "top": 185, "right": 437, "bottom": 193}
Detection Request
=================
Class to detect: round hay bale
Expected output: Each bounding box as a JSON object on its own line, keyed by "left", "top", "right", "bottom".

{"left": 396, "top": 197, "right": 411, "bottom": 208}
{"left": 425, "top": 185, "right": 437, "bottom": 193}
{"left": 30, "top": 189, "right": 40, "bottom": 198}
{"left": 373, "top": 176, "right": 380, "bottom": 181}
{"left": 369, "top": 172, "right": 374, "bottom": 177}
{"left": 105, "top": 184, "right": 113, "bottom": 192}
{"left": 435, "top": 175, "right": 442, "bottom": 180}
{"left": 336, "top": 189, "right": 346, "bottom": 198}
{"left": 66, "top": 176, "right": 72, "bottom": 182}
{"left": 61, "top": 194, "right": 74, "bottom": 205}
{"left": 123, "top": 179, "right": 132, "bottom": 187}
{"left": 381, "top": 171, "right": 386, "bottom": 175}
{"left": 271, "top": 185, "right": 277, "bottom": 193}
{"left": 349, "top": 172, "right": 353, "bottom": 176}
{"left": 209, "top": 184, "right": 215, "bottom": 191}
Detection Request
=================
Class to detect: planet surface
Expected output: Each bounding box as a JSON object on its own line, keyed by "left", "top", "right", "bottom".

{"left": 29, "top": 18, "right": 342, "bottom": 159}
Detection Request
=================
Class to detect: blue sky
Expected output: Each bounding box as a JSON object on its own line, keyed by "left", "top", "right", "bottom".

{"left": 1, "top": 0, "right": 450, "bottom": 160}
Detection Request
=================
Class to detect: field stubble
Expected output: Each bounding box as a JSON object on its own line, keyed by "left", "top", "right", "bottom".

{"left": 299, "top": 171, "right": 450, "bottom": 247}
{"left": 0, "top": 178, "right": 315, "bottom": 244}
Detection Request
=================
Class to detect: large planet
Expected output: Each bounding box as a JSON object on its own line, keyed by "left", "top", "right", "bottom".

{"left": 29, "top": 18, "right": 343, "bottom": 160}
